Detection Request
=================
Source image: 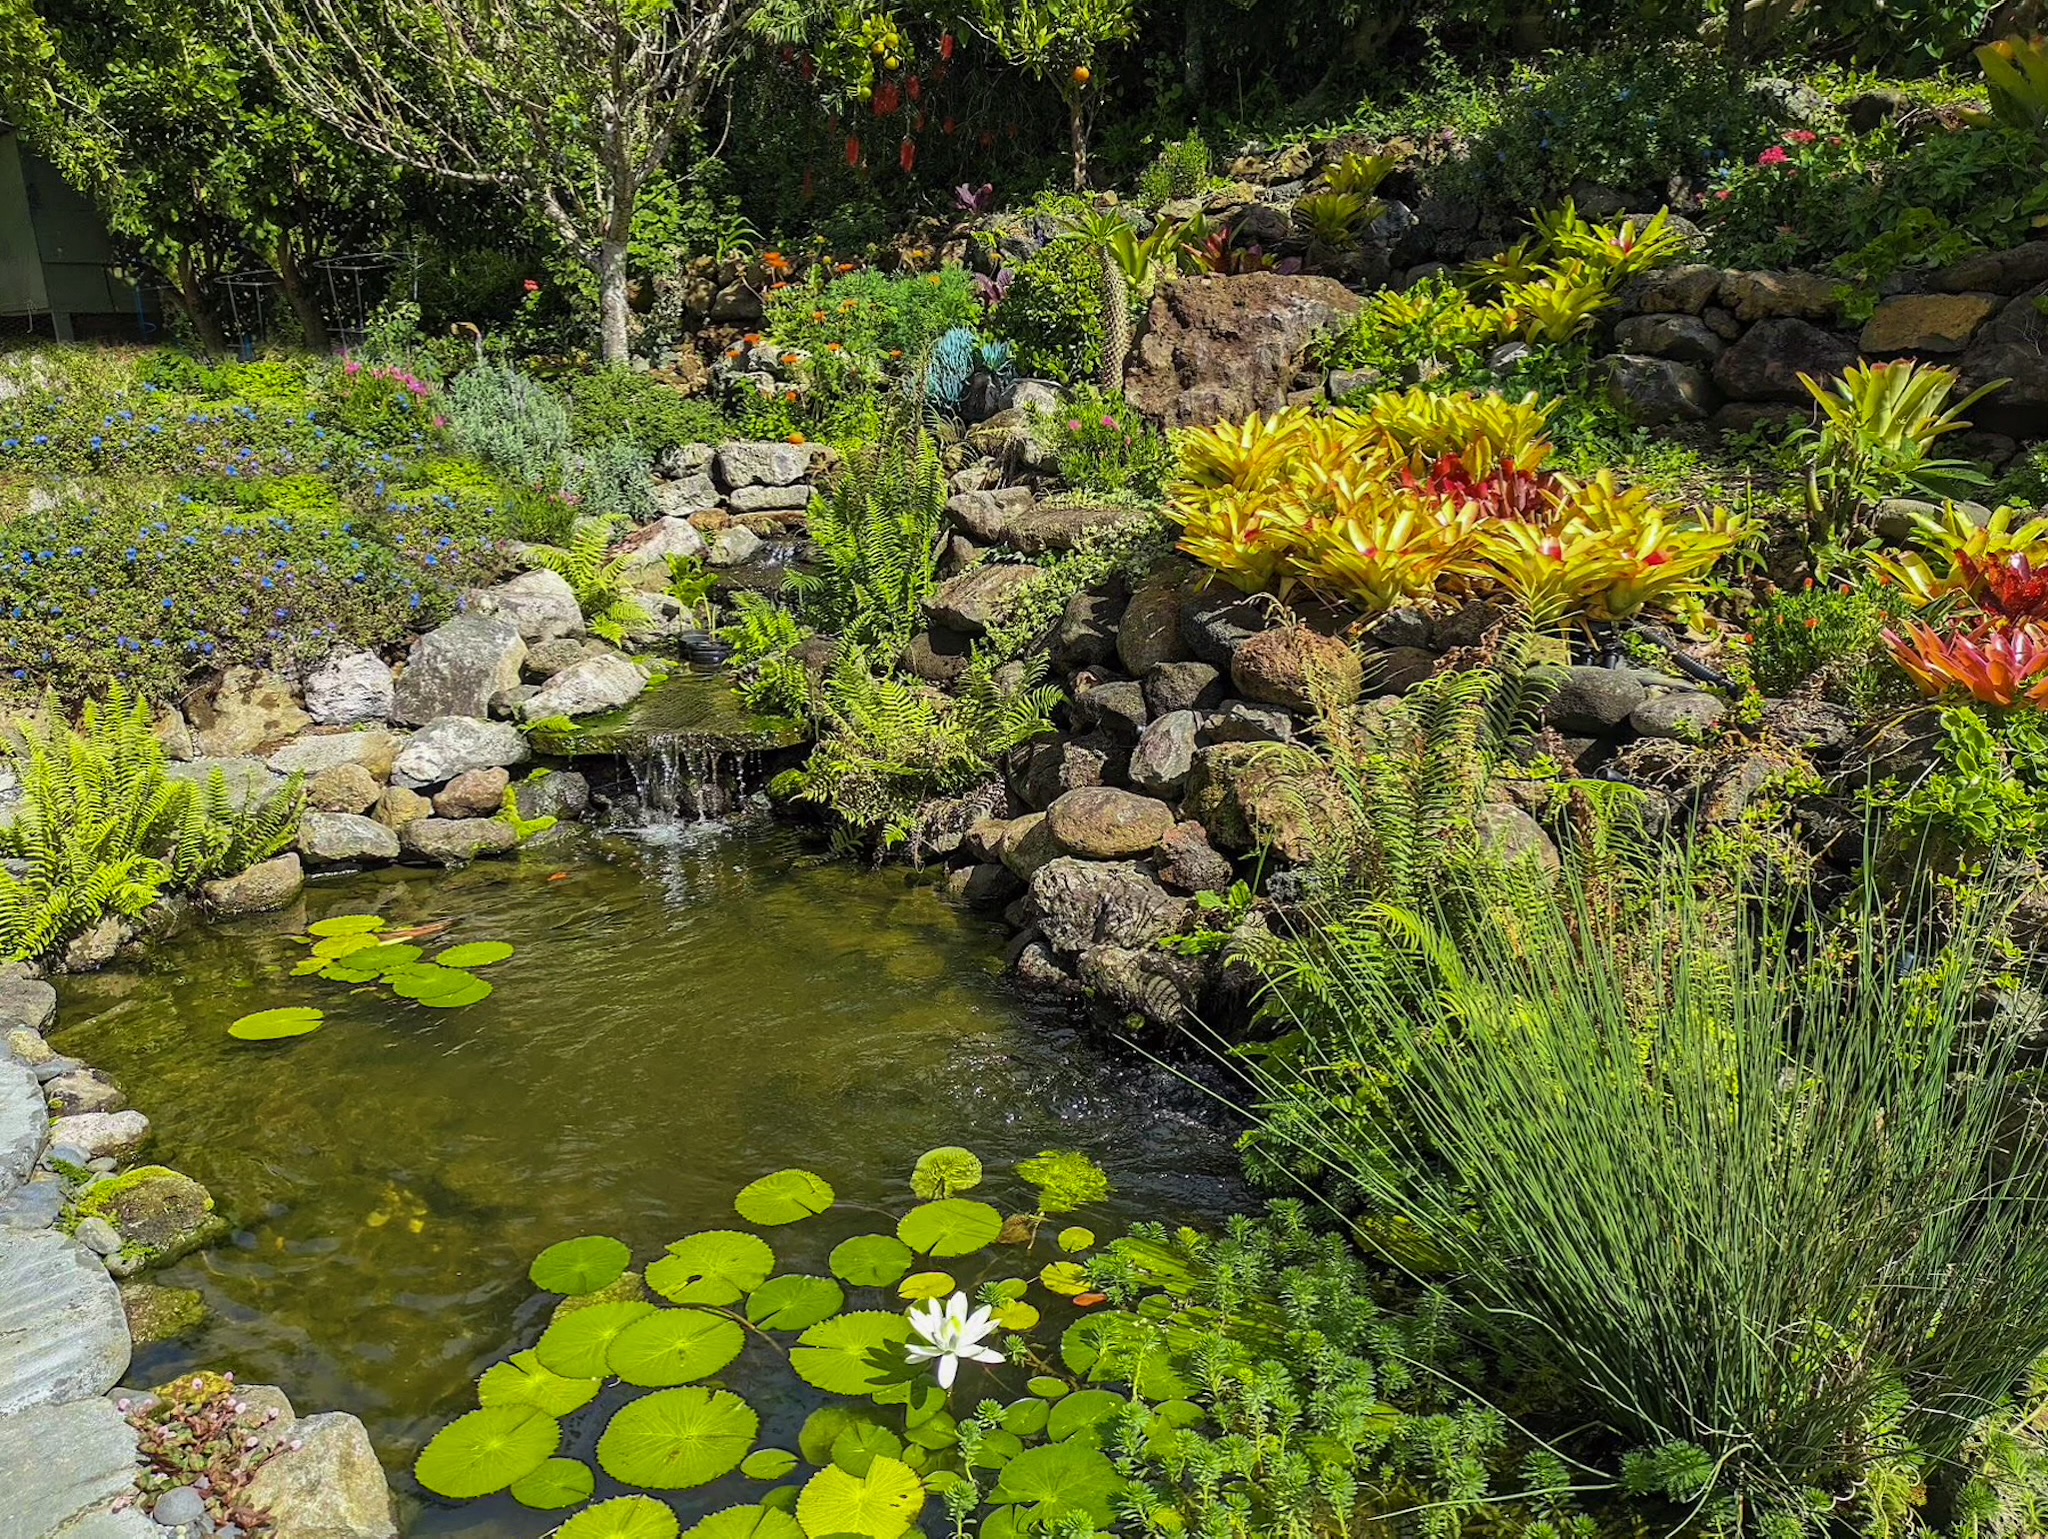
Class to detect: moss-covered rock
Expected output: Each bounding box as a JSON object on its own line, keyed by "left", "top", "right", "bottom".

{"left": 120, "top": 1281, "right": 208, "bottom": 1345}
{"left": 74, "top": 1165, "right": 229, "bottom": 1272}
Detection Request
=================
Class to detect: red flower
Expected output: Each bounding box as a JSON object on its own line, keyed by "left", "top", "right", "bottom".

{"left": 942, "top": 116, "right": 957, "bottom": 136}
{"left": 846, "top": 135, "right": 862, "bottom": 167}
{"left": 1787, "top": 129, "right": 1818, "bottom": 145}
{"left": 522, "top": 279, "right": 540, "bottom": 294}
{"left": 1715, "top": 189, "right": 1732, "bottom": 201}
{"left": 940, "top": 31, "right": 956, "bottom": 58}
{"left": 907, "top": 76, "right": 923, "bottom": 102}
{"left": 1758, "top": 146, "right": 1790, "bottom": 167}
{"left": 900, "top": 138, "right": 918, "bottom": 173}
{"left": 874, "top": 82, "right": 902, "bottom": 116}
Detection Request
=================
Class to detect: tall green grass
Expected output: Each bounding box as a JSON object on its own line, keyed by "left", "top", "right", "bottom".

{"left": 1247, "top": 855, "right": 2048, "bottom": 1530}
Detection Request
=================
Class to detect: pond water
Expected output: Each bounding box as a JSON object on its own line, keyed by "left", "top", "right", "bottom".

{"left": 52, "top": 821, "right": 1245, "bottom": 1535}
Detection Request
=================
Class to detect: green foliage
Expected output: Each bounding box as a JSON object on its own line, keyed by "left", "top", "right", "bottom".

{"left": 1031, "top": 386, "right": 1172, "bottom": 499}
{"left": 1248, "top": 841, "right": 2048, "bottom": 1533}
{"left": 774, "top": 652, "right": 1060, "bottom": 852}
{"left": 523, "top": 519, "right": 651, "bottom": 647}
{"left": 987, "top": 237, "right": 1118, "bottom": 386}
{"left": 0, "top": 687, "right": 302, "bottom": 964}
{"left": 1881, "top": 704, "right": 2048, "bottom": 864}
{"left": 764, "top": 270, "right": 981, "bottom": 375}
{"left": 565, "top": 372, "right": 731, "bottom": 456}
{"left": 721, "top": 592, "right": 816, "bottom": 718}
{"left": 1138, "top": 132, "right": 1212, "bottom": 205}
{"left": 1748, "top": 574, "right": 1913, "bottom": 713}
{"left": 783, "top": 425, "right": 945, "bottom": 658}
{"left": 1794, "top": 361, "right": 1999, "bottom": 539}
{"left": 446, "top": 364, "right": 573, "bottom": 488}
{"left": 564, "top": 438, "right": 656, "bottom": 525}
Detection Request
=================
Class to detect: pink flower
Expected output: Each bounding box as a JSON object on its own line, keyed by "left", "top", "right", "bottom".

{"left": 1758, "top": 146, "right": 1790, "bottom": 168}
{"left": 523, "top": 279, "right": 541, "bottom": 294}
{"left": 1787, "top": 130, "right": 1818, "bottom": 145}
{"left": 1101, "top": 415, "right": 1118, "bottom": 430}
{"left": 1716, "top": 189, "right": 1733, "bottom": 201}
{"left": 1067, "top": 418, "right": 1083, "bottom": 431}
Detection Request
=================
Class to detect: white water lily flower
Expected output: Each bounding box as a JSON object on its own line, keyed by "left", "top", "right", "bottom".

{"left": 904, "top": 1290, "right": 1005, "bottom": 1389}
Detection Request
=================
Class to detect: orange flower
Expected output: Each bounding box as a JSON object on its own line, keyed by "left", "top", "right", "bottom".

{"left": 888, "top": 349, "right": 903, "bottom": 359}
{"left": 782, "top": 354, "right": 803, "bottom": 365}
{"left": 787, "top": 433, "right": 807, "bottom": 445}
{"left": 812, "top": 310, "right": 828, "bottom": 323}
{"left": 743, "top": 333, "right": 763, "bottom": 345}
{"left": 763, "top": 250, "right": 793, "bottom": 276}
{"left": 768, "top": 281, "right": 789, "bottom": 292}
{"left": 785, "top": 391, "right": 799, "bottom": 403}
{"left": 826, "top": 342, "right": 843, "bottom": 352}
{"left": 836, "top": 262, "right": 857, "bottom": 274}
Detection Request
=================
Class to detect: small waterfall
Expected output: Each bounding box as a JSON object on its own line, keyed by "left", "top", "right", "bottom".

{"left": 625, "top": 732, "right": 761, "bottom": 822}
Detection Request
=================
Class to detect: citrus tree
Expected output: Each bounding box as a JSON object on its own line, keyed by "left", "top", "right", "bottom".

{"left": 966, "top": 0, "right": 1138, "bottom": 189}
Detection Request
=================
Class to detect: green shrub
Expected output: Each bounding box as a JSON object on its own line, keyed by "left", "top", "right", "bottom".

{"left": 987, "top": 238, "right": 1115, "bottom": 386}
{"left": 1748, "top": 575, "right": 1913, "bottom": 712}
{"left": 563, "top": 370, "right": 730, "bottom": 453}
{"left": 1882, "top": 703, "right": 2048, "bottom": 865}
{"left": 783, "top": 424, "right": 945, "bottom": 657}
{"left": 562, "top": 437, "right": 654, "bottom": 524}
{"left": 0, "top": 687, "right": 302, "bottom": 964}
{"left": 762, "top": 268, "right": 981, "bottom": 370}
{"left": 1249, "top": 845, "right": 2048, "bottom": 1534}
{"left": 1031, "top": 385, "right": 1172, "bottom": 499}
{"left": 1137, "top": 132, "right": 1212, "bottom": 205}
{"left": 444, "top": 362, "right": 570, "bottom": 487}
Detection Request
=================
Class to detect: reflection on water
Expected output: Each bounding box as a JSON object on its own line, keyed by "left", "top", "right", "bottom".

{"left": 55, "top": 823, "right": 1243, "bottom": 1534}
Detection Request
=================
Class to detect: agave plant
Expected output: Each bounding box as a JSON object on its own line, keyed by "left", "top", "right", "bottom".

{"left": 1887, "top": 619, "right": 2048, "bottom": 708}
{"left": 1795, "top": 360, "right": 2005, "bottom": 541}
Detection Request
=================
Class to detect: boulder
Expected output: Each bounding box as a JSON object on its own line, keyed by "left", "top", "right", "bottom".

{"left": 1604, "top": 355, "right": 1718, "bottom": 425}
{"left": 1360, "top": 646, "right": 1436, "bottom": 696}
{"left": 1053, "top": 592, "right": 1122, "bottom": 671}
{"left": 1045, "top": 787, "right": 1177, "bottom": 859}
{"left": 1071, "top": 680, "right": 1148, "bottom": 740}
{"left": 999, "top": 814, "right": 1061, "bottom": 882}
{"left": 945, "top": 487, "right": 1037, "bottom": 544}
{"left": 1129, "top": 711, "right": 1199, "bottom": 797}
{"left": 1124, "top": 272, "right": 1363, "bottom": 427}
{"left": 302, "top": 651, "right": 394, "bottom": 727}
{"left": 375, "top": 786, "right": 432, "bottom": 832}
{"left": 728, "top": 483, "right": 811, "bottom": 514}
{"left": 1613, "top": 313, "right": 1725, "bottom": 364}
{"left": 0, "top": 1229, "right": 130, "bottom": 1412}
{"left": 201, "top": 853, "right": 304, "bottom": 917}
{"left": 1860, "top": 292, "right": 2000, "bottom": 354}
{"left": 307, "top": 763, "right": 382, "bottom": 816}
{"left": 189, "top": 668, "right": 310, "bottom": 758}
{"left": 1474, "top": 802, "right": 1561, "bottom": 873}
{"left": 1143, "top": 661, "right": 1223, "bottom": 716}
{"left": 614, "top": 517, "right": 707, "bottom": 583}
{"left": 1198, "top": 700, "right": 1294, "bottom": 744}
{"left": 947, "top": 863, "right": 1023, "bottom": 908}
{"left": 399, "top": 816, "right": 520, "bottom": 865}
{"left": 948, "top": 488, "right": 1147, "bottom": 555}
{"left": 1623, "top": 263, "right": 1724, "bottom": 314}
{"left": 165, "top": 757, "right": 285, "bottom": 813}
{"left": 0, "top": 1394, "right": 140, "bottom": 1535}
{"left": 1017, "top": 736, "right": 1121, "bottom": 810}
{"left": 467, "top": 569, "right": 584, "bottom": 641}
{"left": 1119, "top": 563, "right": 1197, "bottom": 674}
{"left": 490, "top": 685, "right": 539, "bottom": 720}
{"left": 265, "top": 729, "right": 402, "bottom": 779}
{"left": 1076, "top": 945, "right": 1209, "bottom": 1027}
{"left": 1712, "top": 318, "right": 1856, "bottom": 403}
{"left": 512, "top": 770, "right": 591, "bottom": 823}
{"left": 905, "top": 629, "right": 974, "bottom": 685}
{"left": 1930, "top": 241, "right": 2048, "bottom": 296}
{"left": 1631, "top": 691, "right": 1727, "bottom": 739}
{"left": 0, "top": 1057, "right": 46, "bottom": 1194}
{"left": 1718, "top": 269, "right": 1841, "bottom": 323}
{"left": 433, "top": 767, "right": 511, "bottom": 819}
{"left": 653, "top": 472, "right": 721, "bottom": 520}
{"left": 244, "top": 1411, "right": 399, "bottom": 1539}
{"left": 391, "top": 613, "right": 526, "bottom": 725}
{"left": 1028, "top": 859, "right": 1190, "bottom": 954}
{"left": 1180, "top": 586, "right": 1269, "bottom": 665}
{"left": 44, "top": 1069, "right": 123, "bottom": 1117}
{"left": 518, "top": 654, "right": 646, "bottom": 721}
{"left": 71, "top": 1165, "right": 228, "bottom": 1270}
{"left": 524, "top": 637, "right": 613, "bottom": 681}
{"left": 1181, "top": 741, "right": 1334, "bottom": 859}
{"left": 60, "top": 917, "right": 129, "bottom": 975}
{"left": 1231, "top": 626, "right": 1361, "bottom": 713}
{"left": 1961, "top": 280, "right": 2048, "bottom": 430}
{"left": 1547, "top": 666, "right": 1648, "bottom": 734}
{"left": 0, "top": 980, "right": 56, "bottom": 1032}
{"left": 390, "top": 717, "right": 530, "bottom": 788}
{"left": 715, "top": 440, "right": 810, "bottom": 489}
{"left": 924, "top": 564, "right": 1042, "bottom": 636}
{"left": 1155, "top": 819, "right": 1234, "bottom": 893}
{"left": 706, "top": 525, "right": 764, "bottom": 566}
{"left": 120, "top": 1280, "right": 207, "bottom": 1345}
{"left": 297, "top": 812, "right": 401, "bottom": 867}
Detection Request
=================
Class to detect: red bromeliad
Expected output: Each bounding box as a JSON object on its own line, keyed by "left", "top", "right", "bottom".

{"left": 1957, "top": 552, "right": 2048, "bottom": 624}
{"left": 1886, "top": 618, "right": 2048, "bottom": 708}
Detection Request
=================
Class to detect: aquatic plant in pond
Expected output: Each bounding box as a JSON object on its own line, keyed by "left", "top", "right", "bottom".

{"left": 229, "top": 912, "right": 519, "bottom": 1039}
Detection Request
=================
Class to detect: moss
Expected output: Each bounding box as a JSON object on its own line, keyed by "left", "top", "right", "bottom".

{"left": 120, "top": 1282, "right": 208, "bottom": 1346}
{"left": 73, "top": 1165, "right": 230, "bottom": 1271}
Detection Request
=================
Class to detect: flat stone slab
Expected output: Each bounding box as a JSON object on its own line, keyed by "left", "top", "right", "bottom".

{"left": 0, "top": 1231, "right": 130, "bottom": 1415}
{"left": 0, "top": 1060, "right": 46, "bottom": 1198}
{"left": 0, "top": 981, "right": 55, "bottom": 1033}
{"left": 0, "top": 1395, "right": 140, "bottom": 1539}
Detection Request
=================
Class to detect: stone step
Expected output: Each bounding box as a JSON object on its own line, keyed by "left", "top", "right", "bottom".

{"left": 0, "top": 1396, "right": 140, "bottom": 1539}
{"left": 0, "top": 1232, "right": 129, "bottom": 1415}
{"left": 0, "top": 1059, "right": 48, "bottom": 1198}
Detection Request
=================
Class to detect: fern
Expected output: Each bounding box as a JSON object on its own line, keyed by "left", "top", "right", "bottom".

{"left": 720, "top": 591, "right": 815, "bottom": 717}
{"left": 0, "top": 686, "right": 304, "bottom": 963}
{"left": 522, "top": 517, "right": 651, "bottom": 646}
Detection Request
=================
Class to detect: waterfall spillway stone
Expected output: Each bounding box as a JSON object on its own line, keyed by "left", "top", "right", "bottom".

{"left": 527, "top": 672, "right": 806, "bottom": 822}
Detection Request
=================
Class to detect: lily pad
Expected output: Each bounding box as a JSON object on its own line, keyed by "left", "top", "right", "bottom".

{"left": 799, "top": 1406, "right": 870, "bottom": 1465}
{"left": 341, "top": 942, "right": 423, "bottom": 975}
{"left": 829, "top": 1420, "right": 903, "bottom": 1476}
{"left": 290, "top": 957, "right": 330, "bottom": 976}
{"left": 414, "top": 1405, "right": 560, "bottom": 1499}
{"left": 896, "top": 1200, "right": 1003, "bottom": 1259}
{"left": 307, "top": 914, "right": 386, "bottom": 937}
{"left": 895, "top": 1272, "right": 955, "bottom": 1302}
{"left": 1001, "top": 1399, "right": 1050, "bottom": 1438}
{"left": 388, "top": 963, "right": 483, "bottom": 1001}
{"left": 987, "top": 1440, "right": 1124, "bottom": 1527}
{"left": 417, "top": 976, "right": 493, "bottom": 1008}
{"left": 1016, "top": 1152, "right": 1110, "bottom": 1214}
{"left": 435, "top": 941, "right": 516, "bottom": 968}
{"left": 478, "top": 1351, "right": 603, "bottom": 1417}
{"left": 791, "top": 1311, "right": 912, "bottom": 1397}
{"left": 741, "top": 1447, "right": 800, "bottom": 1481}
{"left": 746, "top": 1274, "right": 844, "bottom": 1331}
{"left": 992, "top": 1301, "right": 1039, "bottom": 1331}
{"left": 310, "top": 933, "right": 382, "bottom": 960}
{"left": 598, "top": 1386, "right": 758, "bottom": 1489}
{"left": 510, "top": 1456, "right": 595, "bottom": 1510}
{"left": 1038, "top": 1261, "right": 1089, "bottom": 1296}
{"left": 909, "top": 1147, "right": 982, "bottom": 1200}
{"left": 228, "top": 1007, "right": 325, "bottom": 1042}
{"left": 829, "top": 1234, "right": 914, "bottom": 1289}
{"left": 1057, "top": 1227, "right": 1096, "bottom": 1253}
{"left": 559, "top": 1497, "right": 682, "bottom": 1539}
{"left": 535, "top": 1299, "right": 658, "bottom": 1378}
{"left": 608, "top": 1308, "right": 747, "bottom": 1387}
{"left": 796, "top": 1456, "right": 924, "bottom": 1539}
{"left": 1048, "top": 1387, "right": 1125, "bottom": 1443}
{"left": 735, "top": 1169, "right": 835, "bottom": 1226}
{"left": 649, "top": 1231, "right": 775, "bottom": 1306}
{"left": 684, "top": 1507, "right": 803, "bottom": 1539}
{"left": 1027, "top": 1376, "right": 1070, "bottom": 1400}
{"left": 530, "top": 1235, "right": 632, "bottom": 1295}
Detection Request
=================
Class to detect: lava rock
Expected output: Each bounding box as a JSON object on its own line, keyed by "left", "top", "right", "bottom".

{"left": 1360, "top": 646, "right": 1437, "bottom": 696}
{"left": 714, "top": 440, "right": 810, "bottom": 489}
{"left": 1123, "top": 272, "right": 1363, "bottom": 428}
{"left": 1053, "top": 592, "right": 1121, "bottom": 671}
{"left": 1719, "top": 269, "right": 1842, "bottom": 323}
{"left": 924, "top": 564, "right": 1042, "bottom": 635}
{"left": 306, "top": 764, "right": 381, "bottom": 816}
{"left": 1604, "top": 354, "right": 1718, "bottom": 425}
{"left": 1028, "top": 859, "right": 1190, "bottom": 954}
{"left": 1180, "top": 587, "right": 1270, "bottom": 666}
{"left": 1631, "top": 691, "right": 1727, "bottom": 740}
{"left": 1155, "top": 820, "right": 1234, "bottom": 894}
{"left": 1712, "top": 317, "right": 1857, "bottom": 402}
{"left": 1231, "top": 626, "right": 1361, "bottom": 713}
{"left": 1613, "top": 313, "right": 1726, "bottom": 364}
{"left": 1128, "top": 711, "right": 1199, "bottom": 797}
{"left": 1076, "top": 945, "right": 1209, "bottom": 1027}
{"left": 1071, "top": 680, "right": 1149, "bottom": 740}
{"left": 1118, "top": 563, "right": 1196, "bottom": 674}
{"left": 1198, "top": 700, "right": 1293, "bottom": 744}
{"left": 1546, "top": 666, "right": 1649, "bottom": 734}
{"left": 1860, "top": 292, "right": 2000, "bottom": 354}
{"left": 1142, "top": 661, "right": 1223, "bottom": 716}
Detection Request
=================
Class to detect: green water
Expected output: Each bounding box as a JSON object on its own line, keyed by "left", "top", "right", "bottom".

{"left": 52, "top": 822, "right": 1243, "bottom": 1535}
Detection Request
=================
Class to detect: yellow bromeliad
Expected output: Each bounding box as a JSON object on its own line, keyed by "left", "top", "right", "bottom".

{"left": 1869, "top": 503, "right": 2048, "bottom": 605}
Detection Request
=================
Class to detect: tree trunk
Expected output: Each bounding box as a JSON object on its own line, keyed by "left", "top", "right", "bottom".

{"left": 172, "top": 251, "right": 228, "bottom": 354}
{"left": 597, "top": 238, "right": 631, "bottom": 364}
{"left": 1067, "top": 93, "right": 1091, "bottom": 191}
{"left": 273, "top": 231, "right": 332, "bottom": 353}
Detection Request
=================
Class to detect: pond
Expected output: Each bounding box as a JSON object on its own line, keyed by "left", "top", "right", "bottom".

{"left": 52, "top": 820, "right": 1246, "bottom": 1535}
